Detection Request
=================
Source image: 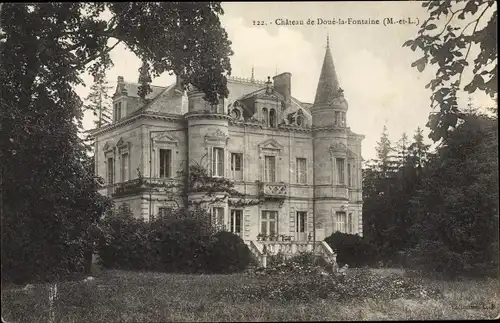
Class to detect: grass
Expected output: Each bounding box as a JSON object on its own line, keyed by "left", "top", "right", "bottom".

{"left": 1, "top": 268, "right": 499, "bottom": 322}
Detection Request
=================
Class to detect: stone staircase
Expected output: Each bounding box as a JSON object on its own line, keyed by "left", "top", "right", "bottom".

{"left": 244, "top": 240, "right": 337, "bottom": 269}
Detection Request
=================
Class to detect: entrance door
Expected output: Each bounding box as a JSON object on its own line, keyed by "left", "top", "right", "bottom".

{"left": 296, "top": 211, "right": 308, "bottom": 241}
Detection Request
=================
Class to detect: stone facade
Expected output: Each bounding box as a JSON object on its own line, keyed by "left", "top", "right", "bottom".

{"left": 91, "top": 40, "right": 364, "bottom": 242}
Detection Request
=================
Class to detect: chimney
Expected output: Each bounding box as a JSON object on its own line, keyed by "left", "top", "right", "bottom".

{"left": 273, "top": 72, "right": 291, "bottom": 109}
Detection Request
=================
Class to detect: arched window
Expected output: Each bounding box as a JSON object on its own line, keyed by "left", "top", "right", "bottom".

{"left": 262, "top": 108, "right": 269, "bottom": 126}
{"left": 269, "top": 108, "right": 276, "bottom": 128}
{"left": 296, "top": 116, "right": 303, "bottom": 126}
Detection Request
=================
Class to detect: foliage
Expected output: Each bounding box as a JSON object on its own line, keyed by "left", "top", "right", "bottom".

{"left": 222, "top": 267, "right": 441, "bottom": 304}
{"left": 82, "top": 71, "right": 113, "bottom": 150}
{"left": 0, "top": 2, "right": 232, "bottom": 284}
{"left": 165, "top": 162, "right": 264, "bottom": 208}
{"left": 96, "top": 204, "right": 155, "bottom": 271}
{"left": 205, "top": 231, "right": 252, "bottom": 273}
{"left": 407, "top": 111, "right": 499, "bottom": 278}
{"left": 97, "top": 206, "right": 252, "bottom": 274}
{"left": 404, "top": 0, "right": 497, "bottom": 141}
{"left": 324, "top": 232, "right": 378, "bottom": 268}
{"left": 83, "top": 71, "right": 113, "bottom": 129}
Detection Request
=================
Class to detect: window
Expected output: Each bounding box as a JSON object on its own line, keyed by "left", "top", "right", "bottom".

{"left": 269, "top": 108, "right": 276, "bottom": 128}
{"left": 261, "top": 211, "right": 277, "bottom": 235}
{"left": 336, "top": 211, "right": 347, "bottom": 233}
{"left": 347, "top": 162, "right": 352, "bottom": 187}
{"left": 231, "top": 153, "right": 243, "bottom": 180}
{"left": 159, "top": 149, "right": 172, "bottom": 178}
{"left": 107, "top": 157, "right": 114, "bottom": 184}
{"left": 214, "top": 98, "right": 224, "bottom": 113}
{"left": 121, "top": 152, "right": 129, "bottom": 182}
{"left": 262, "top": 108, "right": 269, "bottom": 126}
{"left": 158, "top": 207, "right": 171, "bottom": 218}
{"left": 230, "top": 210, "right": 243, "bottom": 235}
{"left": 264, "top": 155, "right": 276, "bottom": 182}
{"left": 212, "top": 207, "right": 225, "bottom": 229}
{"left": 212, "top": 147, "right": 224, "bottom": 177}
{"left": 114, "top": 102, "right": 122, "bottom": 121}
{"left": 336, "top": 158, "right": 345, "bottom": 185}
{"left": 296, "top": 212, "right": 307, "bottom": 233}
{"left": 296, "top": 158, "right": 307, "bottom": 184}
{"left": 340, "top": 112, "right": 346, "bottom": 127}
{"left": 334, "top": 111, "right": 340, "bottom": 126}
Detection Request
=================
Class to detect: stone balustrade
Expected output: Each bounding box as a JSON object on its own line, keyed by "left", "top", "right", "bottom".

{"left": 246, "top": 239, "right": 337, "bottom": 268}
{"left": 100, "top": 178, "right": 179, "bottom": 197}
{"left": 259, "top": 182, "right": 288, "bottom": 198}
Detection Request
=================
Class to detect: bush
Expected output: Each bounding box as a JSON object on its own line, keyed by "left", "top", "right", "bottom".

{"left": 97, "top": 207, "right": 253, "bottom": 274}
{"left": 324, "top": 232, "right": 377, "bottom": 268}
{"left": 97, "top": 205, "right": 154, "bottom": 270}
{"left": 219, "top": 267, "right": 441, "bottom": 304}
{"left": 205, "top": 231, "right": 252, "bottom": 273}
{"left": 153, "top": 216, "right": 213, "bottom": 273}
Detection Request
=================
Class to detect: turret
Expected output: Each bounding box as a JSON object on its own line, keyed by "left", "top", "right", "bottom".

{"left": 310, "top": 35, "right": 348, "bottom": 128}
{"left": 312, "top": 35, "right": 351, "bottom": 241}
{"left": 185, "top": 86, "right": 230, "bottom": 226}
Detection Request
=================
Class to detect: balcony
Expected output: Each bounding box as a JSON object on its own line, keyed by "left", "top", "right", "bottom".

{"left": 258, "top": 182, "right": 288, "bottom": 199}
{"left": 101, "top": 178, "right": 179, "bottom": 197}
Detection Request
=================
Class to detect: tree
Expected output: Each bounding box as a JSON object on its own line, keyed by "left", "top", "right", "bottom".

{"left": 374, "top": 125, "right": 398, "bottom": 178}
{"left": 408, "top": 127, "right": 431, "bottom": 172}
{"left": 0, "top": 3, "right": 233, "bottom": 283}
{"left": 404, "top": 0, "right": 497, "bottom": 141}
{"left": 408, "top": 110, "right": 499, "bottom": 277}
{"left": 84, "top": 72, "right": 113, "bottom": 130}
{"left": 138, "top": 59, "right": 152, "bottom": 101}
{"left": 395, "top": 132, "right": 410, "bottom": 169}
{"left": 83, "top": 71, "right": 113, "bottom": 151}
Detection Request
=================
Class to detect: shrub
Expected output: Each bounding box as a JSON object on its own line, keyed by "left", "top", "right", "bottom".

{"left": 205, "top": 231, "right": 252, "bottom": 273}
{"left": 96, "top": 205, "right": 153, "bottom": 270}
{"left": 152, "top": 215, "right": 213, "bottom": 273}
{"left": 98, "top": 207, "right": 253, "bottom": 274}
{"left": 324, "top": 232, "right": 377, "bottom": 268}
{"left": 219, "top": 267, "right": 442, "bottom": 304}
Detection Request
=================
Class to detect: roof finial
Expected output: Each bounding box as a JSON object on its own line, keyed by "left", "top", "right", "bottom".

{"left": 275, "top": 64, "right": 278, "bottom": 75}
{"left": 326, "top": 31, "right": 330, "bottom": 48}
{"left": 251, "top": 66, "right": 255, "bottom": 82}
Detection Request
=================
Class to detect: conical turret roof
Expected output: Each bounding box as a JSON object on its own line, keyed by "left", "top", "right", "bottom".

{"left": 313, "top": 35, "right": 342, "bottom": 106}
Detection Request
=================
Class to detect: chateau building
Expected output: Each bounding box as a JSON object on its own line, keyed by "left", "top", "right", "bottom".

{"left": 91, "top": 39, "right": 364, "bottom": 243}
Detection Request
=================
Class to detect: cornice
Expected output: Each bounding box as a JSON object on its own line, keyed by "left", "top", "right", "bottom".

{"left": 90, "top": 112, "right": 185, "bottom": 136}
{"left": 184, "top": 111, "right": 232, "bottom": 121}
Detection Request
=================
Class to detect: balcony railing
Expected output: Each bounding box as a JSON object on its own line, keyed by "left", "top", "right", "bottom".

{"left": 101, "top": 177, "right": 179, "bottom": 197}
{"left": 258, "top": 182, "right": 288, "bottom": 198}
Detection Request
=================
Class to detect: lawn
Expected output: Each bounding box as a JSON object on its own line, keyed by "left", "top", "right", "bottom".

{"left": 1, "top": 269, "right": 499, "bottom": 322}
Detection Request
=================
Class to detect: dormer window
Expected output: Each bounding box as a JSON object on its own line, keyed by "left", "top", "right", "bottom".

{"left": 114, "top": 102, "right": 122, "bottom": 121}
{"left": 269, "top": 109, "right": 276, "bottom": 128}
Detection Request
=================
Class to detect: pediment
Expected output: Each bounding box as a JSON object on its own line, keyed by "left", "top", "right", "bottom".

{"left": 258, "top": 139, "right": 284, "bottom": 152}
{"left": 347, "top": 148, "right": 357, "bottom": 158}
{"left": 329, "top": 142, "right": 347, "bottom": 154}
{"left": 153, "top": 132, "right": 179, "bottom": 145}
{"left": 102, "top": 141, "right": 113, "bottom": 152}
{"left": 205, "top": 128, "right": 228, "bottom": 139}
{"left": 116, "top": 137, "right": 131, "bottom": 150}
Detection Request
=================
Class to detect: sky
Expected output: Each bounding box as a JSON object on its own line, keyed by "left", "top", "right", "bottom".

{"left": 77, "top": 1, "right": 496, "bottom": 161}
